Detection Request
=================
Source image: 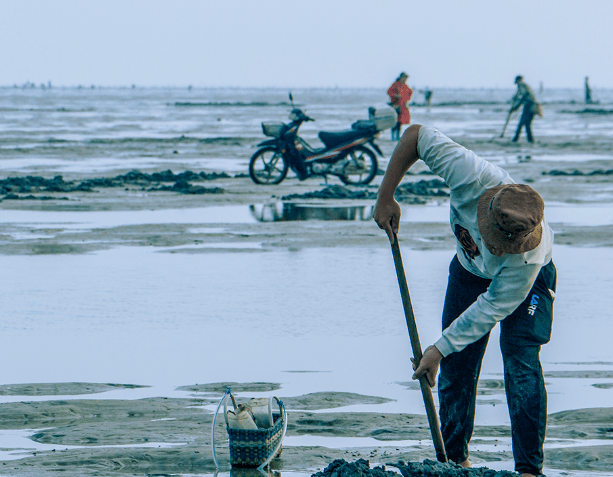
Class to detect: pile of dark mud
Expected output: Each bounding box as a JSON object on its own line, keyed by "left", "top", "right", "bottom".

{"left": 560, "top": 108, "right": 613, "bottom": 115}
{"left": 147, "top": 179, "right": 224, "bottom": 194}
{"left": 282, "top": 185, "right": 378, "bottom": 200}
{"left": 393, "top": 460, "right": 518, "bottom": 477}
{"left": 0, "top": 193, "right": 69, "bottom": 202}
{"left": 281, "top": 179, "right": 448, "bottom": 202}
{"left": 312, "top": 459, "right": 519, "bottom": 477}
{"left": 0, "top": 169, "right": 229, "bottom": 200}
{"left": 543, "top": 168, "right": 613, "bottom": 176}
{"left": 312, "top": 459, "right": 399, "bottom": 477}
{"left": 395, "top": 179, "right": 449, "bottom": 202}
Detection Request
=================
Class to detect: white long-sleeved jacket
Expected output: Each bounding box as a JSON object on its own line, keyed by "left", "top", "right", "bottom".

{"left": 416, "top": 126, "right": 554, "bottom": 357}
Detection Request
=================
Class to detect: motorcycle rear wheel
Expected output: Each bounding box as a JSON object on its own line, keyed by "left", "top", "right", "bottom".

{"left": 339, "top": 146, "right": 378, "bottom": 185}
{"left": 249, "top": 147, "right": 289, "bottom": 185}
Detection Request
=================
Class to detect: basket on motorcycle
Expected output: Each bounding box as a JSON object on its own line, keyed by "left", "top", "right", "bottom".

{"left": 261, "top": 122, "right": 284, "bottom": 138}
{"left": 351, "top": 119, "right": 377, "bottom": 133}
{"left": 370, "top": 107, "right": 397, "bottom": 131}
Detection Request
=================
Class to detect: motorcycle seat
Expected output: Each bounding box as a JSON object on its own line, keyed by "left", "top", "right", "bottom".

{"left": 318, "top": 129, "right": 370, "bottom": 149}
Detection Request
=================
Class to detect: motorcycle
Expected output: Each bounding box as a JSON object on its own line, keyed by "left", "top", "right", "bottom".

{"left": 249, "top": 96, "right": 396, "bottom": 186}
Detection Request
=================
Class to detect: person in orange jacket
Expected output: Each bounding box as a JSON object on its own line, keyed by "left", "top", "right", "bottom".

{"left": 387, "top": 72, "right": 413, "bottom": 140}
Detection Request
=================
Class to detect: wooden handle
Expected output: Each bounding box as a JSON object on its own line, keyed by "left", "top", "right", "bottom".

{"left": 391, "top": 234, "right": 448, "bottom": 463}
{"left": 500, "top": 108, "right": 513, "bottom": 138}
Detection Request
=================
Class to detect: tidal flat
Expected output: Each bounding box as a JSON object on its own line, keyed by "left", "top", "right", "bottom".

{"left": 1, "top": 87, "right": 612, "bottom": 476}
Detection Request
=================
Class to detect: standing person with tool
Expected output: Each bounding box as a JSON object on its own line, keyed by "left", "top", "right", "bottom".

{"left": 373, "top": 124, "right": 556, "bottom": 477}
{"left": 387, "top": 72, "right": 413, "bottom": 141}
{"left": 510, "top": 75, "right": 541, "bottom": 143}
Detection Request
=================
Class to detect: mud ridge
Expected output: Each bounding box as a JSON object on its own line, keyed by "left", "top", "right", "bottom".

{"left": 312, "top": 459, "right": 520, "bottom": 477}
{"left": 543, "top": 168, "right": 613, "bottom": 176}
{"left": 282, "top": 185, "right": 378, "bottom": 201}
{"left": 393, "top": 459, "right": 519, "bottom": 477}
{"left": 0, "top": 170, "right": 231, "bottom": 195}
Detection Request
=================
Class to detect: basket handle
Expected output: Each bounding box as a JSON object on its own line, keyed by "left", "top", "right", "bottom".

{"left": 273, "top": 396, "right": 284, "bottom": 419}
{"left": 257, "top": 397, "right": 288, "bottom": 471}
{"left": 223, "top": 391, "right": 239, "bottom": 427}
{"left": 212, "top": 388, "right": 232, "bottom": 469}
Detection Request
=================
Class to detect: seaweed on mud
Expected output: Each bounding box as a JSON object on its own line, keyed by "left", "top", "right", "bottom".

{"left": 312, "top": 459, "right": 520, "bottom": 477}
{"left": 281, "top": 180, "right": 448, "bottom": 202}
{"left": 395, "top": 179, "right": 449, "bottom": 201}
{"left": 543, "top": 169, "right": 613, "bottom": 176}
{"left": 0, "top": 193, "right": 69, "bottom": 202}
{"left": 148, "top": 180, "right": 224, "bottom": 194}
{"left": 282, "top": 185, "right": 378, "bottom": 200}
{"left": 0, "top": 169, "right": 230, "bottom": 195}
{"left": 393, "top": 459, "right": 519, "bottom": 477}
{"left": 312, "top": 459, "right": 398, "bottom": 477}
{"left": 174, "top": 101, "right": 291, "bottom": 107}
{"left": 560, "top": 108, "right": 613, "bottom": 115}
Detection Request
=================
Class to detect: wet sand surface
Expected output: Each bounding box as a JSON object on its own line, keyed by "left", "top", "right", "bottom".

{"left": 1, "top": 384, "right": 612, "bottom": 476}
{"left": 2, "top": 89, "right": 613, "bottom": 476}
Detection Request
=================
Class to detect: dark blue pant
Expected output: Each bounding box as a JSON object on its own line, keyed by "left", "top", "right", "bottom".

{"left": 438, "top": 255, "right": 556, "bottom": 475}
{"left": 513, "top": 106, "right": 535, "bottom": 143}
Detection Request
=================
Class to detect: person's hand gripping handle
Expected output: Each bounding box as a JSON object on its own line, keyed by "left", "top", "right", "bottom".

{"left": 373, "top": 197, "right": 401, "bottom": 244}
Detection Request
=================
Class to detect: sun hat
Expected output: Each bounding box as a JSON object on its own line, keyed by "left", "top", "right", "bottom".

{"left": 477, "top": 184, "right": 544, "bottom": 254}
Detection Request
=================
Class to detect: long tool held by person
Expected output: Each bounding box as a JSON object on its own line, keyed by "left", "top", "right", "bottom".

{"left": 390, "top": 233, "right": 447, "bottom": 463}
{"left": 500, "top": 107, "right": 513, "bottom": 138}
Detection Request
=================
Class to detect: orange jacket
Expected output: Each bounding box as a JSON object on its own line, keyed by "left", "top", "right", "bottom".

{"left": 387, "top": 81, "right": 413, "bottom": 124}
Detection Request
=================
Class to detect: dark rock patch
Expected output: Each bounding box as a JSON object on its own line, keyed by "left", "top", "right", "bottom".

{"left": 282, "top": 185, "right": 378, "bottom": 200}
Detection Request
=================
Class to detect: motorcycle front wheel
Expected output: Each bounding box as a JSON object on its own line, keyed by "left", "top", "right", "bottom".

{"left": 339, "top": 146, "right": 378, "bottom": 186}
{"left": 249, "top": 147, "right": 289, "bottom": 185}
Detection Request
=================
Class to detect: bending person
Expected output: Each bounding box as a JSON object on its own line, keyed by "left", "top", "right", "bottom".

{"left": 374, "top": 125, "right": 556, "bottom": 477}
{"left": 510, "top": 75, "right": 541, "bottom": 143}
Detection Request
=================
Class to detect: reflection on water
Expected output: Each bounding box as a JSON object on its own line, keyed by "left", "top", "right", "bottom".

{"left": 228, "top": 467, "right": 282, "bottom": 477}
{"left": 250, "top": 203, "right": 373, "bottom": 222}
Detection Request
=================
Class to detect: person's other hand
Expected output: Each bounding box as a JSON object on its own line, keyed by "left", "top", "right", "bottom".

{"left": 373, "top": 197, "right": 401, "bottom": 243}
{"left": 412, "top": 345, "right": 443, "bottom": 388}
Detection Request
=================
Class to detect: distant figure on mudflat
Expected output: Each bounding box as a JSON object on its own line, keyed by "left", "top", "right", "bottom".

{"left": 510, "top": 76, "right": 542, "bottom": 143}
{"left": 424, "top": 88, "right": 433, "bottom": 107}
{"left": 585, "top": 76, "right": 594, "bottom": 104}
{"left": 387, "top": 72, "right": 413, "bottom": 141}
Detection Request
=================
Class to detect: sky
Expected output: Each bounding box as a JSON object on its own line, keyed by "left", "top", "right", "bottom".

{"left": 2, "top": 0, "right": 612, "bottom": 89}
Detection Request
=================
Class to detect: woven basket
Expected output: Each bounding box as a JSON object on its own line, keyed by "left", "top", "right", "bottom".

{"left": 227, "top": 411, "right": 284, "bottom": 467}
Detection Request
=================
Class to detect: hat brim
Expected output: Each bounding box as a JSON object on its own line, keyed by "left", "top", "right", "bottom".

{"left": 477, "top": 185, "right": 542, "bottom": 254}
